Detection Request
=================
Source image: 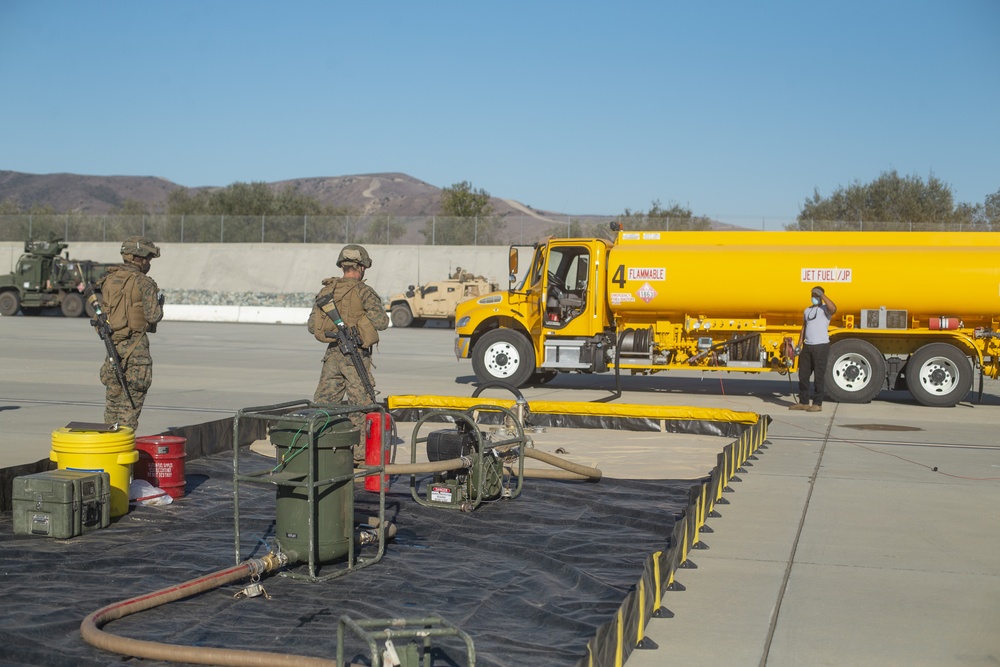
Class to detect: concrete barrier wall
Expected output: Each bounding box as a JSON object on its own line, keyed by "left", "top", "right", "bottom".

{"left": 1, "top": 242, "right": 512, "bottom": 299}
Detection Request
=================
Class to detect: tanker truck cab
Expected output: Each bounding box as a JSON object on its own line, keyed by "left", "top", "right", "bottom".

{"left": 455, "top": 238, "right": 613, "bottom": 387}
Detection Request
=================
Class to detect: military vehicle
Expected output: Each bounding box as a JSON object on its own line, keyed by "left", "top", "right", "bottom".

{"left": 387, "top": 270, "right": 498, "bottom": 328}
{"left": 0, "top": 237, "right": 116, "bottom": 317}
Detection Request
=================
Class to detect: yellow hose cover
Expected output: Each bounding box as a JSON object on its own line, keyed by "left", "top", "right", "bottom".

{"left": 388, "top": 395, "right": 758, "bottom": 425}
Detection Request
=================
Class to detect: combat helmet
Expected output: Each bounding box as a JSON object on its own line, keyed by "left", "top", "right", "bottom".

{"left": 336, "top": 244, "right": 372, "bottom": 269}
{"left": 120, "top": 236, "right": 161, "bottom": 259}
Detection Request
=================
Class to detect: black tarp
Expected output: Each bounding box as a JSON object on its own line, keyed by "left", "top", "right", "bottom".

{"left": 0, "top": 447, "right": 699, "bottom": 667}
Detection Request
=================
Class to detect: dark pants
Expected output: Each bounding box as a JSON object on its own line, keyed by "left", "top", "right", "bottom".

{"left": 798, "top": 343, "right": 830, "bottom": 406}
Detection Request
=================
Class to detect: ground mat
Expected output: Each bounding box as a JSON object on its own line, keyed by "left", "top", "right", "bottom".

{"left": 0, "top": 448, "right": 697, "bottom": 667}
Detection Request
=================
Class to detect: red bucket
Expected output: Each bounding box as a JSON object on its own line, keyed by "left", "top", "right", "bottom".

{"left": 134, "top": 435, "right": 187, "bottom": 499}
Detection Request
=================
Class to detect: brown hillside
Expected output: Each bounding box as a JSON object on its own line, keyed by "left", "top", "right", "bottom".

{"left": 0, "top": 170, "right": 557, "bottom": 220}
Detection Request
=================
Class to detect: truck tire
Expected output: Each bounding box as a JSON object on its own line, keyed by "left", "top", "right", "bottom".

{"left": 391, "top": 304, "right": 413, "bottom": 328}
{"left": 472, "top": 329, "right": 536, "bottom": 388}
{"left": 826, "top": 339, "right": 886, "bottom": 403}
{"left": 0, "top": 291, "right": 20, "bottom": 316}
{"left": 61, "top": 292, "right": 85, "bottom": 318}
{"left": 905, "top": 343, "right": 972, "bottom": 407}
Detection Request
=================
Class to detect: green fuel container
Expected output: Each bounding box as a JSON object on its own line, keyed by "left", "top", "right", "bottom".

{"left": 270, "top": 410, "right": 358, "bottom": 564}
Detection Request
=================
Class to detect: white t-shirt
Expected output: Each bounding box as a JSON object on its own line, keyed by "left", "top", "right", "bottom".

{"left": 803, "top": 304, "right": 832, "bottom": 345}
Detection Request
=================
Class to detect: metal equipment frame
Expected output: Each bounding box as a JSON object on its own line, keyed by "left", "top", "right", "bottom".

{"left": 232, "top": 399, "right": 388, "bottom": 582}
{"left": 408, "top": 404, "right": 527, "bottom": 511}
{"left": 337, "top": 614, "right": 475, "bottom": 667}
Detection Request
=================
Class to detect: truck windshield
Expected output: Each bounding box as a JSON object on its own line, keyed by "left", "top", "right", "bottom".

{"left": 516, "top": 248, "right": 545, "bottom": 291}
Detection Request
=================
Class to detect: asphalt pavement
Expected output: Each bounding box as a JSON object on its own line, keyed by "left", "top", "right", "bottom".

{"left": 1, "top": 316, "right": 999, "bottom": 665}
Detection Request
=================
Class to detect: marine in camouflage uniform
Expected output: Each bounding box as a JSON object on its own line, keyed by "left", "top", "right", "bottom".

{"left": 308, "top": 245, "right": 389, "bottom": 442}
{"left": 95, "top": 236, "right": 164, "bottom": 430}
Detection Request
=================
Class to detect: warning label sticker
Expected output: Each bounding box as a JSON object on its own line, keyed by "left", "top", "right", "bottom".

{"left": 801, "top": 268, "right": 853, "bottom": 283}
{"left": 627, "top": 267, "right": 666, "bottom": 281}
{"left": 430, "top": 486, "right": 453, "bottom": 503}
{"left": 637, "top": 282, "right": 658, "bottom": 303}
{"left": 610, "top": 292, "right": 636, "bottom": 305}
{"left": 641, "top": 232, "right": 661, "bottom": 240}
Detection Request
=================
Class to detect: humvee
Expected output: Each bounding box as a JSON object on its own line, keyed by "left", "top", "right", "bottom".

{"left": 387, "top": 272, "right": 498, "bottom": 328}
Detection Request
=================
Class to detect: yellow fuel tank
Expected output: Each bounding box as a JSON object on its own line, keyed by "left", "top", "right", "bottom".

{"left": 606, "top": 231, "right": 1000, "bottom": 324}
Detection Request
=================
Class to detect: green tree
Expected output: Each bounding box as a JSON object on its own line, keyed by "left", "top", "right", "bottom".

{"left": 0, "top": 198, "right": 21, "bottom": 214}
{"left": 111, "top": 199, "right": 149, "bottom": 215}
{"left": 619, "top": 200, "right": 711, "bottom": 232}
{"left": 166, "top": 187, "right": 210, "bottom": 215}
{"left": 791, "top": 170, "right": 964, "bottom": 230}
{"left": 358, "top": 213, "right": 407, "bottom": 244}
{"left": 982, "top": 188, "right": 1000, "bottom": 231}
{"left": 165, "top": 181, "right": 338, "bottom": 216}
{"left": 421, "top": 181, "right": 507, "bottom": 245}
{"left": 542, "top": 218, "right": 585, "bottom": 238}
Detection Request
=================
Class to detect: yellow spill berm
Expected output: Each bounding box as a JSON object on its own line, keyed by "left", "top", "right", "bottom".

{"left": 388, "top": 394, "right": 770, "bottom": 667}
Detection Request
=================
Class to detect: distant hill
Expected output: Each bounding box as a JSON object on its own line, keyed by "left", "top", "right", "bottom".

{"left": 0, "top": 169, "right": 747, "bottom": 231}
{"left": 0, "top": 170, "right": 576, "bottom": 223}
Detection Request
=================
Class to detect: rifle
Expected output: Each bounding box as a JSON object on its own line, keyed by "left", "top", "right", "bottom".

{"left": 316, "top": 293, "right": 378, "bottom": 403}
{"left": 84, "top": 287, "right": 136, "bottom": 409}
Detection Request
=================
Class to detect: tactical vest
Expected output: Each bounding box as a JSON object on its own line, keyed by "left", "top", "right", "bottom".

{"left": 101, "top": 266, "right": 148, "bottom": 341}
{"left": 311, "top": 278, "right": 379, "bottom": 348}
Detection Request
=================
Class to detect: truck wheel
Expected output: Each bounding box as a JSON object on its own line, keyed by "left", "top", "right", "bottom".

{"left": 85, "top": 291, "right": 101, "bottom": 318}
{"left": 826, "top": 339, "right": 886, "bottom": 403}
{"left": 472, "top": 329, "right": 536, "bottom": 388}
{"left": 0, "top": 291, "right": 20, "bottom": 316}
{"left": 61, "top": 292, "right": 85, "bottom": 318}
{"left": 391, "top": 305, "right": 413, "bottom": 328}
{"left": 905, "top": 343, "right": 972, "bottom": 407}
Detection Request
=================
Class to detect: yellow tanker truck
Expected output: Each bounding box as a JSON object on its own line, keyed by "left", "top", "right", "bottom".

{"left": 453, "top": 229, "right": 1000, "bottom": 407}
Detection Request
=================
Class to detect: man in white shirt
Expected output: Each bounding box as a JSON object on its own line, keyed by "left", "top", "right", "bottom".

{"left": 790, "top": 286, "right": 837, "bottom": 412}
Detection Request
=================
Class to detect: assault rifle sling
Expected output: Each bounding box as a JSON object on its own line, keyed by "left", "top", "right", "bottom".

{"left": 84, "top": 286, "right": 136, "bottom": 409}
{"left": 315, "top": 293, "right": 378, "bottom": 404}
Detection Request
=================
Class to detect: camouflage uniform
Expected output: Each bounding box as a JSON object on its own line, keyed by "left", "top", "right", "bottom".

{"left": 308, "top": 246, "right": 389, "bottom": 456}
{"left": 308, "top": 276, "right": 389, "bottom": 419}
{"left": 95, "top": 242, "right": 163, "bottom": 430}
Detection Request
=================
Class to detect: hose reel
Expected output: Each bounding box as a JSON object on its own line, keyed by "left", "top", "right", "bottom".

{"left": 618, "top": 326, "right": 654, "bottom": 360}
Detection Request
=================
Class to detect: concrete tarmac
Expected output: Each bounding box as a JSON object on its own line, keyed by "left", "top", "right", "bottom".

{"left": 2, "top": 316, "right": 999, "bottom": 665}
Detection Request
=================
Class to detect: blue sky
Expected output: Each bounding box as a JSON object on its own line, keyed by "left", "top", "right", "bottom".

{"left": 1, "top": 1, "right": 996, "bottom": 228}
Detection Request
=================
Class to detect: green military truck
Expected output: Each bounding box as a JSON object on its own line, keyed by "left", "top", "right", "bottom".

{"left": 387, "top": 271, "right": 498, "bottom": 328}
{"left": 0, "top": 237, "right": 116, "bottom": 317}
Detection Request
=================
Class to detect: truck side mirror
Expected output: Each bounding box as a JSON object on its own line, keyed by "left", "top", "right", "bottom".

{"left": 508, "top": 247, "right": 518, "bottom": 275}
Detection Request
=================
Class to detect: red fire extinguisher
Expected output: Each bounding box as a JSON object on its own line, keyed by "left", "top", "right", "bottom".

{"left": 929, "top": 317, "right": 962, "bottom": 330}
{"left": 364, "top": 411, "right": 393, "bottom": 492}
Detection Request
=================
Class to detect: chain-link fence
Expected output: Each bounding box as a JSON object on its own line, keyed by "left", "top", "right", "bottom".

{"left": 0, "top": 214, "right": 619, "bottom": 245}
{"left": 0, "top": 214, "right": 989, "bottom": 244}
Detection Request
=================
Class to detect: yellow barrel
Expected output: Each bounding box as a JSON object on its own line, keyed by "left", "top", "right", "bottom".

{"left": 50, "top": 426, "right": 138, "bottom": 518}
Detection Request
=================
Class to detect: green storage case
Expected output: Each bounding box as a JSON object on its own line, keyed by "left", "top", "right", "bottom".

{"left": 13, "top": 469, "right": 111, "bottom": 538}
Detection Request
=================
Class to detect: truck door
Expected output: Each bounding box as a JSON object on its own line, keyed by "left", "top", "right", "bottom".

{"left": 542, "top": 244, "right": 599, "bottom": 337}
{"left": 420, "top": 284, "right": 446, "bottom": 316}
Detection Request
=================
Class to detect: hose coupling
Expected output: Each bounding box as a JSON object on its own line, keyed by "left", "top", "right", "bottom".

{"left": 246, "top": 551, "right": 288, "bottom": 577}
{"left": 357, "top": 529, "right": 379, "bottom": 546}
